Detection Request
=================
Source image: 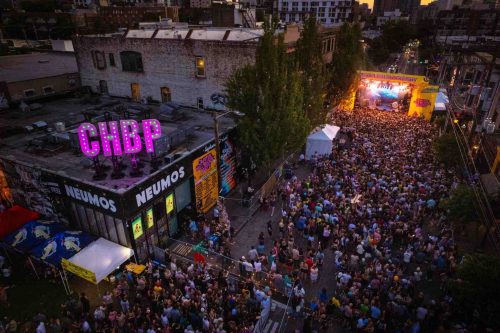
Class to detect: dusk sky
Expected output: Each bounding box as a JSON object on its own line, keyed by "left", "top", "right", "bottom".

{"left": 359, "top": 0, "right": 433, "bottom": 9}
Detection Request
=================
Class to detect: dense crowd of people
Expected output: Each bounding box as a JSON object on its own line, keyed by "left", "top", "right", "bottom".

{"left": 247, "top": 108, "right": 459, "bottom": 332}
{"left": 0, "top": 108, "right": 463, "bottom": 333}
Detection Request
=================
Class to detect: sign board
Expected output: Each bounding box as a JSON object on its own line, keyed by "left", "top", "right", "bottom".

{"left": 61, "top": 258, "right": 97, "bottom": 284}
{"left": 220, "top": 139, "right": 237, "bottom": 196}
{"left": 131, "top": 216, "right": 143, "bottom": 239}
{"left": 165, "top": 193, "right": 174, "bottom": 214}
{"left": 193, "top": 149, "right": 218, "bottom": 213}
{"left": 78, "top": 119, "right": 162, "bottom": 157}
{"left": 146, "top": 208, "right": 154, "bottom": 229}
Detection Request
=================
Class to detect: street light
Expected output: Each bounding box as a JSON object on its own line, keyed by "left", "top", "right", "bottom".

{"left": 212, "top": 110, "right": 245, "bottom": 194}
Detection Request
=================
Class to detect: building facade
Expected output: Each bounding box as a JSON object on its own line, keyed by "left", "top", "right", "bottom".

{"left": 98, "top": 6, "right": 179, "bottom": 29}
{"left": 277, "top": 0, "right": 354, "bottom": 27}
{"left": 376, "top": 9, "right": 410, "bottom": 26}
{"left": 0, "top": 53, "right": 80, "bottom": 105}
{"left": 73, "top": 28, "right": 262, "bottom": 110}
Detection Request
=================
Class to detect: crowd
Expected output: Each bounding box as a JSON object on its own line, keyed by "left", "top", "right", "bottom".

{"left": 238, "top": 108, "right": 459, "bottom": 332}
{"left": 1, "top": 254, "right": 272, "bottom": 333}
{"left": 0, "top": 107, "right": 463, "bottom": 333}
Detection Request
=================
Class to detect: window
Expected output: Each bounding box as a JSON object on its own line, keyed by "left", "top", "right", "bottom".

{"left": 195, "top": 56, "right": 206, "bottom": 77}
{"left": 109, "top": 53, "right": 116, "bottom": 66}
{"left": 161, "top": 87, "right": 171, "bottom": 102}
{"left": 120, "top": 51, "right": 144, "bottom": 72}
{"left": 175, "top": 180, "right": 192, "bottom": 212}
{"left": 91, "top": 50, "right": 106, "bottom": 70}
{"left": 42, "top": 86, "right": 55, "bottom": 95}
{"left": 24, "top": 89, "right": 35, "bottom": 98}
{"left": 197, "top": 97, "right": 204, "bottom": 109}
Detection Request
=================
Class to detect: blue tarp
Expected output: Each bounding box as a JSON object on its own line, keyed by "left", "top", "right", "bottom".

{"left": 30, "top": 231, "right": 97, "bottom": 268}
{"left": 3, "top": 220, "right": 65, "bottom": 253}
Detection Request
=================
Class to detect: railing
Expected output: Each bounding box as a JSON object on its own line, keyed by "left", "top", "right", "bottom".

{"left": 253, "top": 295, "right": 272, "bottom": 333}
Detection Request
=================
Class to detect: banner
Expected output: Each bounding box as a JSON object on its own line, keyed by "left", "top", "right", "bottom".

{"left": 165, "top": 193, "right": 174, "bottom": 215}
{"left": 131, "top": 216, "right": 143, "bottom": 239}
{"left": 408, "top": 85, "right": 439, "bottom": 121}
{"left": 146, "top": 208, "right": 154, "bottom": 229}
{"left": 193, "top": 149, "right": 218, "bottom": 213}
{"left": 220, "top": 139, "right": 237, "bottom": 196}
{"left": 61, "top": 258, "right": 97, "bottom": 284}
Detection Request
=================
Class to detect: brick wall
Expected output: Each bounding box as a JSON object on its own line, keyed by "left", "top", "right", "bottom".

{"left": 73, "top": 36, "right": 257, "bottom": 110}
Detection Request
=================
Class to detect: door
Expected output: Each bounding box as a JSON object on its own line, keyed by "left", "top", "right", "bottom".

{"left": 99, "top": 80, "right": 108, "bottom": 94}
{"left": 131, "top": 83, "right": 140, "bottom": 101}
{"left": 161, "top": 87, "right": 171, "bottom": 103}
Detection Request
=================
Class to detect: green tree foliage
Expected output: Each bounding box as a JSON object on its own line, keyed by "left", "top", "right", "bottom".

{"left": 327, "top": 23, "right": 364, "bottom": 106}
{"left": 367, "top": 37, "right": 390, "bottom": 65}
{"left": 294, "top": 18, "right": 327, "bottom": 127}
{"left": 368, "top": 20, "right": 416, "bottom": 65}
{"left": 439, "top": 184, "right": 479, "bottom": 226}
{"left": 432, "top": 132, "right": 462, "bottom": 168}
{"left": 225, "top": 31, "right": 310, "bottom": 168}
{"left": 451, "top": 254, "right": 500, "bottom": 329}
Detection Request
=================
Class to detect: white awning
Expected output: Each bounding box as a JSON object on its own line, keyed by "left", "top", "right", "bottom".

{"left": 66, "top": 238, "right": 133, "bottom": 284}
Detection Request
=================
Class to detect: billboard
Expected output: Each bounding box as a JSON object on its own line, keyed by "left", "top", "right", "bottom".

{"left": 193, "top": 149, "right": 218, "bottom": 213}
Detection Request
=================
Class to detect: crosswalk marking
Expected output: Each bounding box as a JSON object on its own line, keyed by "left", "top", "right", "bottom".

{"left": 172, "top": 243, "right": 192, "bottom": 257}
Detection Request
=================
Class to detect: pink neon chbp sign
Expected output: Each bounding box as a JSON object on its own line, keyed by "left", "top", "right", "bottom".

{"left": 78, "top": 119, "right": 162, "bottom": 157}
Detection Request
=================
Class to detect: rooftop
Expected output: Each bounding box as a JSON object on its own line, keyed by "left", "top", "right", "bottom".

{"left": 84, "top": 27, "right": 264, "bottom": 42}
{"left": 0, "top": 52, "right": 78, "bottom": 83}
{"left": 0, "top": 96, "right": 235, "bottom": 193}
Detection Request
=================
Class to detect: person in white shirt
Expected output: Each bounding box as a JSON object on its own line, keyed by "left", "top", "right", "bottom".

{"left": 36, "top": 322, "right": 46, "bottom": 333}
{"left": 254, "top": 260, "right": 262, "bottom": 280}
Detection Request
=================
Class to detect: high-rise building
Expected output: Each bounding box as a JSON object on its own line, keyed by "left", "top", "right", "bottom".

{"left": 277, "top": 0, "right": 354, "bottom": 27}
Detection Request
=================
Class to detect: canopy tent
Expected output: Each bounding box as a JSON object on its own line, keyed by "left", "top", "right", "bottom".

{"left": 2, "top": 220, "right": 65, "bottom": 253}
{"left": 434, "top": 90, "right": 449, "bottom": 112}
{"left": 305, "top": 124, "right": 340, "bottom": 160}
{"left": 30, "top": 231, "right": 96, "bottom": 268}
{"left": 64, "top": 238, "right": 134, "bottom": 284}
{"left": 0, "top": 205, "right": 40, "bottom": 239}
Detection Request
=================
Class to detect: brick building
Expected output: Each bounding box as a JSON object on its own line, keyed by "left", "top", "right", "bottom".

{"left": 98, "top": 6, "right": 179, "bottom": 29}
{"left": 73, "top": 28, "right": 263, "bottom": 110}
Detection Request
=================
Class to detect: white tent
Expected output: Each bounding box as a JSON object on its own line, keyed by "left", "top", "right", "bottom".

{"left": 434, "top": 90, "right": 449, "bottom": 112}
{"left": 65, "top": 238, "right": 134, "bottom": 284}
{"left": 305, "top": 124, "right": 340, "bottom": 160}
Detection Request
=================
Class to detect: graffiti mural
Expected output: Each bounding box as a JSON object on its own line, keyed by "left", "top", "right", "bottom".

{"left": 0, "top": 159, "right": 68, "bottom": 223}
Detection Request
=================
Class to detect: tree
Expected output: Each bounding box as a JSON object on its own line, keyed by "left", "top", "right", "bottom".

{"left": 294, "top": 18, "right": 327, "bottom": 127}
{"left": 439, "top": 184, "right": 480, "bottom": 227}
{"left": 225, "top": 30, "right": 310, "bottom": 169}
{"left": 327, "top": 23, "right": 364, "bottom": 107}
{"left": 451, "top": 254, "right": 500, "bottom": 330}
{"left": 367, "top": 20, "right": 415, "bottom": 65}
{"left": 432, "top": 133, "right": 462, "bottom": 168}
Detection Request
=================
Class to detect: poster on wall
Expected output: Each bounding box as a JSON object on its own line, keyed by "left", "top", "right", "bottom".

{"left": 146, "top": 208, "right": 154, "bottom": 229}
{"left": 193, "top": 149, "right": 218, "bottom": 213}
{"left": 220, "top": 139, "right": 237, "bottom": 196}
{"left": 165, "top": 193, "right": 174, "bottom": 215}
{"left": 132, "top": 216, "right": 143, "bottom": 239}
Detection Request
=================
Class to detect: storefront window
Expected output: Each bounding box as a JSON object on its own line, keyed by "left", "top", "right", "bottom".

{"left": 168, "top": 216, "right": 179, "bottom": 237}
{"left": 70, "top": 202, "right": 82, "bottom": 230}
{"left": 76, "top": 204, "right": 90, "bottom": 233}
{"left": 94, "top": 211, "right": 108, "bottom": 238}
{"left": 175, "top": 180, "right": 191, "bottom": 212}
{"left": 105, "top": 214, "right": 119, "bottom": 243}
{"left": 85, "top": 207, "right": 99, "bottom": 235}
{"left": 116, "top": 219, "right": 128, "bottom": 247}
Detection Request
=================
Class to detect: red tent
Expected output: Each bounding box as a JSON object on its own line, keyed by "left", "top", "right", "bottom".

{"left": 0, "top": 205, "right": 40, "bottom": 240}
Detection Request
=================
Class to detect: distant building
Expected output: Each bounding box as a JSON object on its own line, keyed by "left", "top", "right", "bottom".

{"left": 73, "top": 28, "right": 263, "bottom": 110}
{"left": 190, "top": 0, "right": 211, "bottom": 8}
{"left": 277, "top": 0, "right": 354, "bottom": 27}
{"left": 376, "top": 9, "right": 409, "bottom": 26}
{"left": 282, "top": 23, "right": 338, "bottom": 63}
{"left": 0, "top": 53, "right": 80, "bottom": 105}
{"left": 434, "top": 7, "right": 500, "bottom": 39}
{"left": 373, "top": 0, "right": 398, "bottom": 15}
{"left": 98, "top": 6, "right": 179, "bottom": 30}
